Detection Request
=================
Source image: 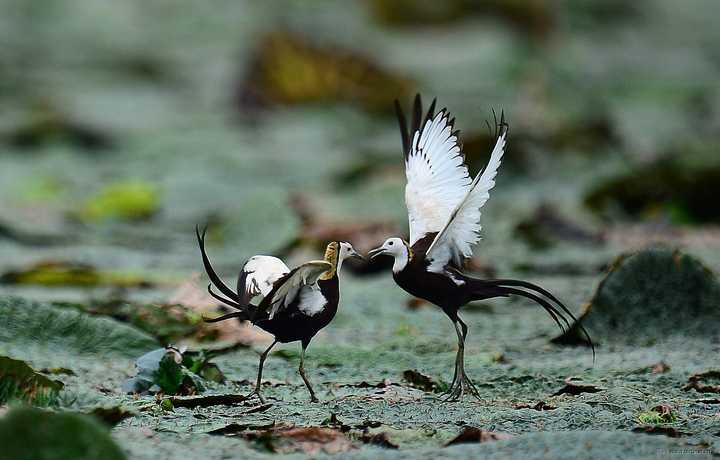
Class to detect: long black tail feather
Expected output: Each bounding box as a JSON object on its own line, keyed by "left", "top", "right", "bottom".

{"left": 196, "top": 225, "right": 257, "bottom": 324}
{"left": 479, "top": 279, "right": 595, "bottom": 362}
{"left": 196, "top": 225, "right": 243, "bottom": 304}
{"left": 207, "top": 284, "right": 244, "bottom": 309}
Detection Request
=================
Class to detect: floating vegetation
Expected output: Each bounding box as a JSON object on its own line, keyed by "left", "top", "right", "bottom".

{"left": 76, "top": 181, "right": 160, "bottom": 223}
{"left": 585, "top": 154, "right": 720, "bottom": 224}
{"left": 554, "top": 248, "right": 720, "bottom": 345}
{"left": 0, "top": 261, "right": 155, "bottom": 288}
{"left": 0, "top": 356, "right": 63, "bottom": 406}
{"left": 3, "top": 106, "right": 114, "bottom": 151}
{"left": 236, "top": 31, "right": 413, "bottom": 114}
{"left": 514, "top": 203, "right": 604, "bottom": 250}
{"left": 368, "top": 0, "right": 555, "bottom": 39}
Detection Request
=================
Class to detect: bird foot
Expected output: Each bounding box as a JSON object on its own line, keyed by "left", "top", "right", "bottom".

{"left": 442, "top": 373, "right": 482, "bottom": 402}
{"left": 243, "top": 389, "right": 266, "bottom": 404}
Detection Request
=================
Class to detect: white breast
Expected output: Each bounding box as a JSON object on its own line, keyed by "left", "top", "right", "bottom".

{"left": 297, "top": 285, "right": 327, "bottom": 316}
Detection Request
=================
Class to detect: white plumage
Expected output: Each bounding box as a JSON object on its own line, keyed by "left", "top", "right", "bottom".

{"left": 404, "top": 110, "right": 507, "bottom": 273}
{"left": 241, "top": 255, "right": 290, "bottom": 301}
{"left": 297, "top": 285, "right": 328, "bottom": 316}
{"left": 268, "top": 260, "right": 332, "bottom": 319}
{"left": 405, "top": 110, "right": 471, "bottom": 245}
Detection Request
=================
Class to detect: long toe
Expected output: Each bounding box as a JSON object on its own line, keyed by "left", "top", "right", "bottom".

{"left": 462, "top": 373, "right": 483, "bottom": 400}
{"left": 244, "top": 390, "right": 265, "bottom": 404}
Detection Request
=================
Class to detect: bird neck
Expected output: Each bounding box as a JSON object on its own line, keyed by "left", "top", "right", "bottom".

{"left": 319, "top": 244, "right": 339, "bottom": 280}
{"left": 392, "top": 246, "right": 410, "bottom": 273}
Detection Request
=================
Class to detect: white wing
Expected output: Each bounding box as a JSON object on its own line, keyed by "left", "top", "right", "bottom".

{"left": 426, "top": 126, "right": 507, "bottom": 271}
{"left": 267, "top": 260, "right": 332, "bottom": 319}
{"left": 239, "top": 256, "right": 290, "bottom": 305}
{"left": 405, "top": 109, "right": 471, "bottom": 245}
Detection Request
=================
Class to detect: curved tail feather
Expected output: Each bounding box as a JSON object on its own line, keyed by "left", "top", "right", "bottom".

{"left": 196, "top": 225, "right": 257, "bottom": 323}
{"left": 473, "top": 278, "right": 595, "bottom": 362}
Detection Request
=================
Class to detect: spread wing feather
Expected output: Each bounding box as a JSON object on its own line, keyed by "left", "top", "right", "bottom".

{"left": 267, "top": 260, "right": 332, "bottom": 319}
{"left": 426, "top": 122, "right": 507, "bottom": 270}
{"left": 400, "top": 95, "right": 471, "bottom": 246}
{"left": 397, "top": 95, "right": 508, "bottom": 272}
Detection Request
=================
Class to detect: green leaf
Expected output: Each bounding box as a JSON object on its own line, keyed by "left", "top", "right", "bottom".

{"left": 0, "top": 356, "right": 63, "bottom": 406}
{"left": 0, "top": 297, "right": 159, "bottom": 361}
{"left": 0, "top": 407, "right": 126, "bottom": 460}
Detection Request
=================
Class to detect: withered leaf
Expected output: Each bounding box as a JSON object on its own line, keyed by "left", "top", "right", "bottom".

{"left": 632, "top": 426, "right": 688, "bottom": 438}
{"left": 402, "top": 369, "right": 441, "bottom": 393}
{"left": 553, "top": 378, "right": 604, "bottom": 396}
{"left": 360, "top": 432, "right": 399, "bottom": 449}
{"left": 683, "top": 370, "right": 720, "bottom": 393}
{"left": 445, "top": 427, "right": 513, "bottom": 446}
{"left": 267, "top": 427, "right": 354, "bottom": 455}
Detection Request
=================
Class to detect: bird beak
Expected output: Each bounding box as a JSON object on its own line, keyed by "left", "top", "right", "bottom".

{"left": 368, "top": 247, "right": 385, "bottom": 259}
{"left": 349, "top": 248, "right": 364, "bottom": 260}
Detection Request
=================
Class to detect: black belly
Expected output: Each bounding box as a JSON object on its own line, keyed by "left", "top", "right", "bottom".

{"left": 253, "top": 277, "right": 339, "bottom": 345}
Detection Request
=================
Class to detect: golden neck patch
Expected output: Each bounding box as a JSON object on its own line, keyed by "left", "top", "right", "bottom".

{"left": 319, "top": 242, "right": 339, "bottom": 280}
{"left": 405, "top": 240, "right": 414, "bottom": 261}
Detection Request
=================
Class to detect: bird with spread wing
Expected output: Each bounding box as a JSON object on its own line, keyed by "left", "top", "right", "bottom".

{"left": 196, "top": 227, "right": 361, "bottom": 402}
{"left": 369, "top": 95, "right": 593, "bottom": 401}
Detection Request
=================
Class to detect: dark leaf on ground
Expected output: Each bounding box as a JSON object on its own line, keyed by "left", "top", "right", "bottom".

{"left": 402, "top": 369, "right": 444, "bottom": 393}
{"left": 360, "top": 432, "right": 399, "bottom": 449}
{"left": 253, "top": 427, "right": 355, "bottom": 455}
{"left": 683, "top": 370, "right": 720, "bottom": 394}
{"left": 515, "top": 401, "right": 557, "bottom": 411}
{"left": 445, "top": 426, "right": 513, "bottom": 446}
{"left": 552, "top": 378, "right": 604, "bottom": 396}
{"left": 632, "top": 426, "right": 688, "bottom": 438}
{"left": 89, "top": 406, "right": 136, "bottom": 427}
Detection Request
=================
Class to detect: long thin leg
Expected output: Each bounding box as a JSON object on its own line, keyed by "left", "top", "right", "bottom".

{"left": 444, "top": 315, "right": 481, "bottom": 401}
{"left": 247, "top": 340, "right": 277, "bottom": 403}
{"left": 298, "top": 343, "right": 319, "bottom": 402}
{"left": 444, "top": 318, "right": 464, "bottom": 395}
{"left": 456, "top": 316, "right": 481, "bottom": 398}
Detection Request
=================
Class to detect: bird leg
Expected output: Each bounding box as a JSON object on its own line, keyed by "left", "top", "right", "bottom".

{"left": 443, "top": 328, "right": 464, "bottom": 395}
{"left": 246, "top": 340, "right": 277, "bottom": 404}
{"left": 443, "top": 317, "right": 481, "bottom": 401}
{"left": 298, "top": 344, "right": 319, "bottom": 403}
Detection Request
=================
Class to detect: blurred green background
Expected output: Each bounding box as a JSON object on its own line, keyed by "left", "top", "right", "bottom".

{"left": 2, "top": 0, "right": 719, "bottom": 303}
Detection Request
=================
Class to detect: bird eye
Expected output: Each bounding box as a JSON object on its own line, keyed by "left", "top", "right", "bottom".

{"left": 388, "top": 241, "right": 394, "bottom": 246}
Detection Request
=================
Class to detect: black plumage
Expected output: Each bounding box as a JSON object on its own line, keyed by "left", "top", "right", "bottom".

{"left": 196, "top": 227, "right": 359, "bottom": 402}
{"left": 370, "top": 96, "right": 593, "bottom": 401}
